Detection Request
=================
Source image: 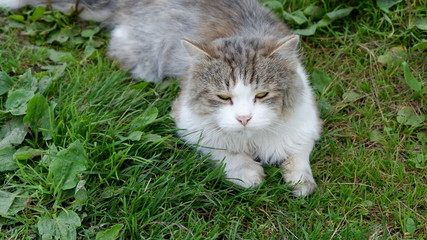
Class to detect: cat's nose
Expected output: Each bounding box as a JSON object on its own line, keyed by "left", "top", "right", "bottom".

{"left": 236, "top": 116, "right": 252, "bottom": 126}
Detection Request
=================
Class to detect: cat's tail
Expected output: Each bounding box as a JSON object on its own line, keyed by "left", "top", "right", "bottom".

{"left": 0, "top": 0, "right": 116, "bottom": 23}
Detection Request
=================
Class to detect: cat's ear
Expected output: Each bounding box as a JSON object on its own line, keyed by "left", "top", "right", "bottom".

{"left": 181, "top": 39, "right": 212, "bottom": 58}
{"left": 268, "top": 34, "right": 299, "bottom": 57}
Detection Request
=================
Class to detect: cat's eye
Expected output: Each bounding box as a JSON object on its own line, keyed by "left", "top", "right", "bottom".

{"left": 217, "top": 94, "right": 232, "bottom": 101}
{"left": 255, "top": 92, "right": 269, "bottom": 99}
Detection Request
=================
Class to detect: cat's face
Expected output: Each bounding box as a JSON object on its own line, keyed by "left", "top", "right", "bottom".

{"left": 213, "top": 80, "right": 280, "bottom": 133}
{"left": 182, "top": 36, "right": 304, "bottom": 135}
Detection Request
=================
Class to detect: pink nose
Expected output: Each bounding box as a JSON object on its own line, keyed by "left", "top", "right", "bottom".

{"left": 236, "top": 116, "right": 252, "bottom": 126}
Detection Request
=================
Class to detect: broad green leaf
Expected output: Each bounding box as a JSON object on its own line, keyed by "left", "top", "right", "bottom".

{"left": 36, "top": 23, "right": 58, "bottom": 36}
{"left": 88, "top": 39, "right": 104, "bottom": 48}
{"left": 316, "top": 18, "right": 332, "bottom": 28}
{"left": 24, "top": 94, "right": 52, "bottom": 140}
{"left": 81, "top": 27, "right": 100, "bottom": 38}
{"left": 130, "top": 81, "right": 150, "bottom": 90}
{"left": 0, "top": 71, "right": 14, "bottom": 96}
{"left": 56, "top": 210, "right": 81, "bottom": 228}
{"left": 49, "top": 141, "right": 88, "bottom": 190}
{"left": 377, "top": 0, "right": 402, "bottom": 13}
{"left": 0, "top": 191, "right": 25, "bottom": 216}
{"left": 360, "top": 200, "right": 374, "bottom": 207}
{"left": 47, "top": 49, "right": 74, "bottom": 63}
{"left": 293, "top": 24, "right": 317, "bottom": 36}
{"left": 411, "top": 40, "right": 427, "bottom": 51}
{"left": 414, "top": 17, "right": 427, "bottom": 31}
{"left": 377, "top": 46, "right": 406, "bottom": 65}
{"left": 47, "top": 30, "right": 70, "bottom": 43}
{"left": 30, "top": 6, "right": 46, "bottom": 22}
{"left": 143, "top": 134, "right": 163, "bottom": 143}
{"left": 5, "top": 89, "right": 35, "bottom": 115}
{"left": 417, "top": 132, "right": 427, "bottom": 144}
{"left": 100, "top": 187, "right": 124, "bottom": 199}
{"left": 283, "top": 10, "right": 308, "bottom": 25}
{"left": 117, "top": 131, "right": 143, "bottom": 143}
{"left": 291, "top": 10, "right": 308, "bottom": 25}
{"left": 37, "top": 76, "right": 53, "bottom": 94}
{"left": 37, "top": 216, "right": 57, "bottom": 240}
{"left": 0, "top": 118, "right": 27, "bottom": 148}
{"left": 325, "top": 8, "right": 353, "bottom": 21}
{"left": 19, "top": 69, "right": 36, "bottom": 90}
{"left": 130, "top": 108, "right": 158, "bottom": 130}
{"left": 69, "top": 36, "right": 85, "bottom": 46}
{"left": 396, "top": 107, "right": 426, "bottom": 127}
{"left": 125, "top": 131, "right": 143, "bottom": 141}
{"left": 38, "top": 210, "right": 81, "bottom": 240}
{"left": 310, "top": 70, "right": 332, "bottom": 94}
{"left": 6, "top": 19, "right": 25, "bottom": 28}
{"left": 83, "top": 44, "right": 96, "bottom": 60}
{"left": 263, "top": 1, "right": 283, "bottom": 11}
{"left": 8, "top": 15, "right": 25, "bottom": 23}
{"left": 41, "top": 144, "right": 58, "bottom": 166}
{"left": 6, "top": 193, "right": 27, "bottom": 216}
{"left": 303, "top": 5, "right": 325, "bottom": 20}
{"left": 408, "top": 154, "right": 426, "bottom": 170}
{"left": 313, "top": 8, "right": 353, "bottom": 28}
{"left": 369, "top": 130, "right": 383, "bottom": 143}
{"left": 0, "top": 191, "right": 18, "bottom": 216}
{"left": 318, "top": 98, "right": 333, "bottom": 117}
{"left": 47, "top": 28, "right": 76, "bottom": 43}
{"left": 22, "top": 22, "right": 51, "bottom": 36}
{"left": 41, "top": 64, "right": 66, "bottom": 93}
{"left": 406, "top": 218, "right": 416, "bottom": 234}
{"left": 402, "top": 62, "right": 421, "bottom": 92}
{"left": 96, "top": 224, "right": 124, "bottom": 240}
{"left": 0, "top": 147, "right": 18, "bottom": 172}
{"left": 342, "top": 91, "right": 362, "bottom": 102}
{"left": 13, "top": 146, "right": 44, "bottom": 160}
{"left": 74, "top": 180, "right": 88, "bottom": 206}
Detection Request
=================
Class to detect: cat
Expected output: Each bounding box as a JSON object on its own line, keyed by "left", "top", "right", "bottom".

{"left": 0, "top": 0, "right": 322, "bottom": 197}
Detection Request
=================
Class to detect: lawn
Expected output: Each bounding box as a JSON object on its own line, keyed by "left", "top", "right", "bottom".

{"left": 0, "top": 0, "right": 426, "bottom": 239}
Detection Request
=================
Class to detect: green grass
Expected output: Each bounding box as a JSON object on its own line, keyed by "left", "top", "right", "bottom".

{"left": 1, "top": 0, "right": 426, "bottom": 239}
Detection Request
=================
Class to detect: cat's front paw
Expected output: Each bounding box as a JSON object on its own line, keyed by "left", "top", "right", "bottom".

{"left": 290, "top": 180, "right": 317, "bottom": 197}
{"left": 284, "top": 171, "right": 317, "bottom": 197}
{"left": 281, "top": 155, "right": 317, "bottom": 197}
{"left": 225, "top": 162, "right": 266, "bottom": 188}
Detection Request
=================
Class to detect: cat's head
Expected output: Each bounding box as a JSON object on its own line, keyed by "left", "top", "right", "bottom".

{"left": 181, "top": 35, "right": 306, "bottom": 135}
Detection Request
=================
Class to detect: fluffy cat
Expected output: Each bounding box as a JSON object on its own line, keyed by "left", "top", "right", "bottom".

{"left": 0, "top": 0, "right": 322, "bottom": 196}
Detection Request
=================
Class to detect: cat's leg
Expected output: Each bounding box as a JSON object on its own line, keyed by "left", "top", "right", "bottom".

{"left": 210, "top": 151, "right": 266, "bottom": 188}
{"left": 281, "top": 143, "right": 317, "bottom": 197}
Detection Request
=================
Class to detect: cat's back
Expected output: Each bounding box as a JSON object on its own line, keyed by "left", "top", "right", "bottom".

{"left": 116, "top": 0, "right": 291, "bottom": 41}
{"left": 195, "top": 0, "right": 291, "bottom": 40}
{"left": 108, "top": 0, "right": 293, "bottom": 80}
